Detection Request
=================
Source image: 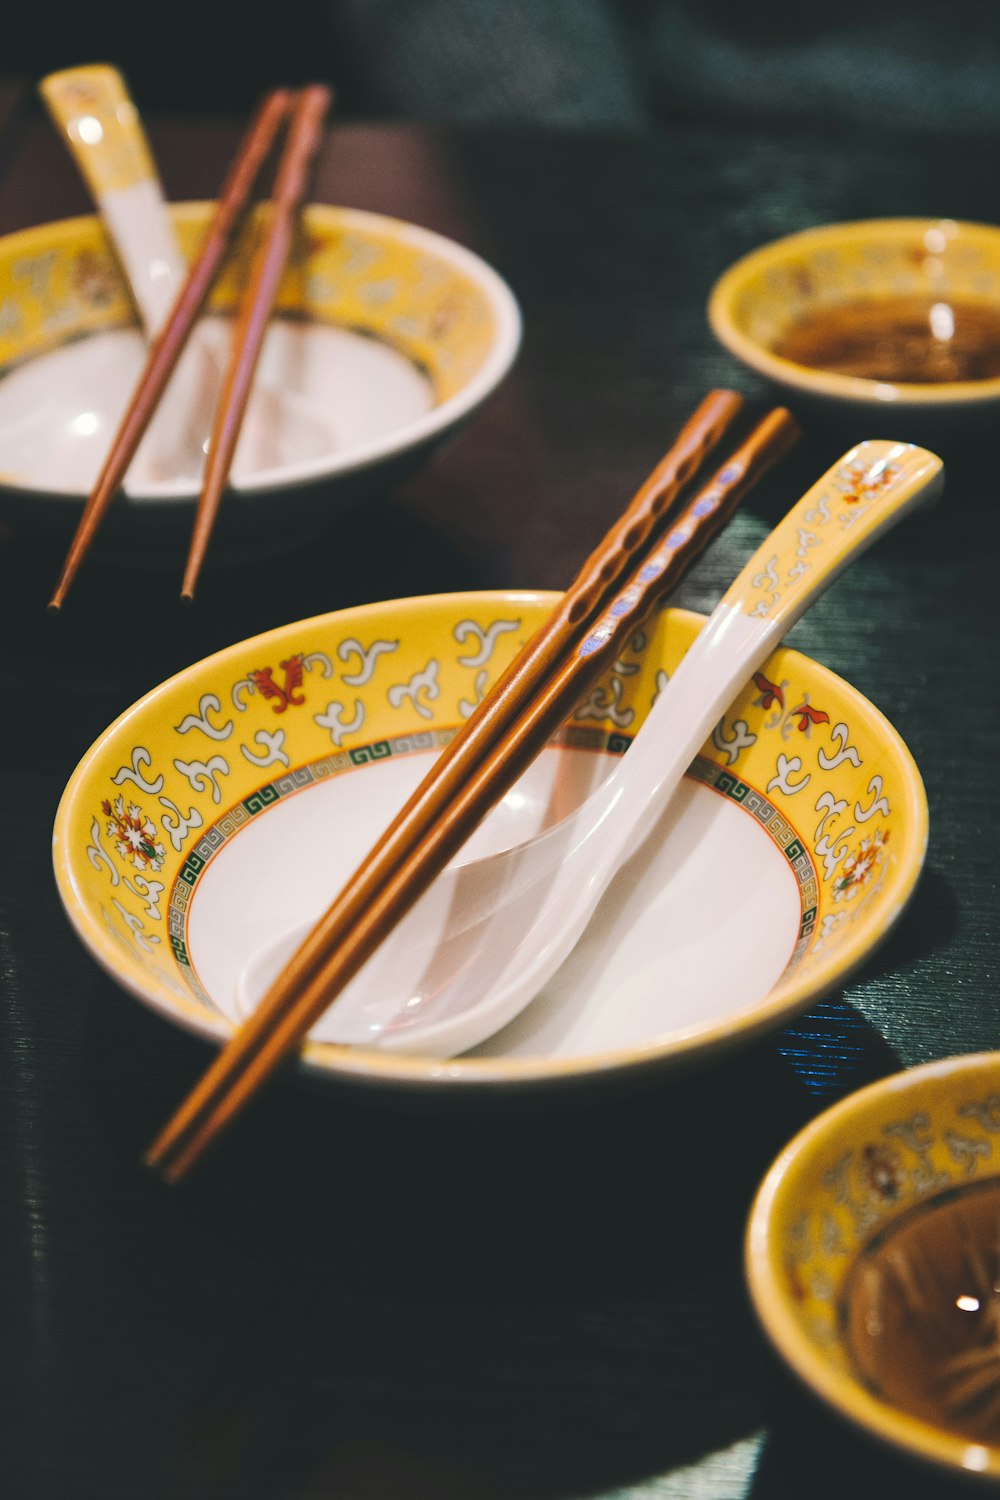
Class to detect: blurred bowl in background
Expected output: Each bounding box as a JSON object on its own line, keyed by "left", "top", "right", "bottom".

{"left": 747, "top": 1050, "right": 1000, "bottom": 1481}
{"left": 0, "top": 202, "right": 520, "bottom": 557}
{"left": 709, "top": 217, "right": 1000, "bottom": 425}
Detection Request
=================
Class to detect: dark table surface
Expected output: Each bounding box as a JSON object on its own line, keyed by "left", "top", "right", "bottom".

{"left": 0, "top": 87, "right": 997, "bottom": 1498}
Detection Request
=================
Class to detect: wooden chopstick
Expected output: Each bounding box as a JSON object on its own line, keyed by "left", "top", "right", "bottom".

{"left": 146, "top": 390, "right": 744, "bottom": 1174}
{"left": 146, "top": 401, "right": 799, "bottom": 1182}
{"left": 180, "top": 84, "right": 333, "bottom": 601}
{"left": 47, "top": 88, "right": 294, "bottom": 612}
{"left": 150, "top": 387, "right": 743, "bottom": 1156}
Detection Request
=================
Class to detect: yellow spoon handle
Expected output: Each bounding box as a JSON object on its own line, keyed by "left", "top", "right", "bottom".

{"left": 39, "top": 64, "right": 185, "bottom": 332}
{"left": 722, "top": 439, "right": 943, "bottom": 631}
{"left": 39, "top": 63, "right": 159, "bottom": 198}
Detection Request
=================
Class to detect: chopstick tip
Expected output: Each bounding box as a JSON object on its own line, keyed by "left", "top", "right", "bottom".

{"left": 141, "top": 1148, "right": 173, "bottom": 1182}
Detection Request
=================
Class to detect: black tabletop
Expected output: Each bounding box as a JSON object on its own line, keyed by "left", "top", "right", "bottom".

{"left": 0, "top": 98, "right": 997, "bottom": 1498}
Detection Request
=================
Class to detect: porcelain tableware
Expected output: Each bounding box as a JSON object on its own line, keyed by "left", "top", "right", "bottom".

{"left": 39, "top": 65, "right": 334, "bottom": 491}
{"left": 708, "top": 217, "right": 1000, "bottom": 420}
{"left": 746, "top": 1051, "right": 1000, "bottom": 1482}
{"left": 0, "top": 198, "right": 520, "bottom": 552}
{"left": 54, "top": 572, "right": 929, "bottom": 1092}
{"left": 233, "top": 440, "right": 941, "bottom": 1059}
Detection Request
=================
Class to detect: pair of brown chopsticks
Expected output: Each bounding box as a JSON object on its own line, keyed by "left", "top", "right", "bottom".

{"left": 146, "top": 390, "right": 800, "bottom": 1183}
{"left": 48, "top": 83, "right": 333, "bottom": 612}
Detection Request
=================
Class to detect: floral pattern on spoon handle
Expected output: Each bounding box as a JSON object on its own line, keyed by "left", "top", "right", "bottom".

{"left": 723, "top": 440, "right": 943, "bottom": 630}
{"left": 40, "top": 64, "right": 187, "bottom": 332}
{"left": 40, "top": 64, "right": 159, "bottom": 196}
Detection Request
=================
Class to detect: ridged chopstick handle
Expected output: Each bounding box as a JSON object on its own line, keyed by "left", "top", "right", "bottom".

{"left": 144, "top": 396, "right": 744, "bottom": 1176}
{"left": 559, "top": 389, "right": 745, "bottom": 628}
{"left": 199, "top": 392, "right": 746, "bottom": 998}
{"left": 575, "top": 407, "right": 801, "bottom": 656}
{"left": 145, "top": 404, "right": 799, "bottom": 1183}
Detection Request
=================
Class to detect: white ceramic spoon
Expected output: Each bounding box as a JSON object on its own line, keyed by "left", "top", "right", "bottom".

{"left": 40, "top": 65, "right": 336, "bottom": 493}
{"left": 236, "top": 438, "right": 943, "bottom": 1055}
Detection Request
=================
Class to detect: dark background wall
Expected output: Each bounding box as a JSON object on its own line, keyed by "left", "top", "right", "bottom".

{"left": 4, "top": 1, "right": 1000, "bottom": 139}
{"left": 4, "top": 2, "right": 334, "bottom": 118}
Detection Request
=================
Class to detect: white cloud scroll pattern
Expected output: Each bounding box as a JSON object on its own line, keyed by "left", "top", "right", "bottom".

{"left": 818, "top": 723, "right": 863, "bottom": 771}
{"left": 109, "top": 897, "right": 160, "bottom": 953}
{"left": 388, "top": 659, "right": 440, "bottom": 720}
{"left": 458, "top": 669, "right": 489, "bottom": 719}
{"left": 336, "top": 637, "right": 397, "bottom": 685}
{"left": 175, "top": 693, "right": 233, "bottom": 741}
{"left": 173, "top": 755, "right": 231, "bottom": 804}
{"left": 712, "top": 714, "right": 757, "bottom": 766}
{"left": 157, "top": 796, "right": 203, "bottom": 854}
{"left": 768, "top": 752, "right": 811, "bottom": 797}
{"left": 314, "top": 697, "right": 365, "bottom": 745}
{"left": 453, "top": 616, "right": 520, "bottom": 668}
{"left": 958, "top": 1096, "right": 1000, "bottom": 1134}
{"left": 748, "top": 554, "right": 780, "bottom": 618}
{"left": 86, "top": 815, "right": 119, "bottom": 885}
{"left": 124, "top": 873, "right": 164, "bottom": 922}
{"left": 573, "top": 671, "right": 634, "bottom": 728}
{"left": 455, "top": 617, "right": 521, "bottom": 715}
{"left": 240, "top": 729, "right": 290, "bottom": 768}
{"left": 854, "top": 776, "right": 890, "bottom": 824}
{"left": 14, "top": 249, "right": 56, "bottom": 303}
{"left": 813, "top": 792, "right": 856, "bottom": 883}
{"left": 111, "top": 746, "right": 163, "bottom": 795}
{"left": 0, "top": 297, "right": 21, "bottom": 340}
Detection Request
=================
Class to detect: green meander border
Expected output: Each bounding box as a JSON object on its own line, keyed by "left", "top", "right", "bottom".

{"left": 687, "top": 757, "right": 818, "bottom": 966}
{"left": 167, "top": 729, "right": 815, "bottom": 1015}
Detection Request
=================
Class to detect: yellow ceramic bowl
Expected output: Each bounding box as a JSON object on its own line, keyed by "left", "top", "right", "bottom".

{"left": 747, "top": 1052, "right": 1000, "bottom": 1482}
{"left": 53, "top": 590, "right": 927, "bottom": 1091}
{"left": 709, "top": 217, "right": 1000, "bottom": 415}
{"left": 0, "top": 203, "right": 520, "bottom": 547}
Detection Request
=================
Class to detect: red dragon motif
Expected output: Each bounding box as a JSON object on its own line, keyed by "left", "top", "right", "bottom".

{"left": 789, "top": 700, "right": 831, "bottom": 734}
{"left": 248, "top": 654, "right": 306, "bottom": 712}
{"left": 752, "top": 671, "right": 784, "bottom": 711}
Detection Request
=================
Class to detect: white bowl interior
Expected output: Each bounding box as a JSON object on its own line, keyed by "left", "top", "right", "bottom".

{"left": 184, "top": 742, "right": 802, "bottom": 1058}
{"left": 53, "top": 594, "right": 928, "bottom": 1088}
{"left": 0, "top": 203, "right": 521, "bottom": 502}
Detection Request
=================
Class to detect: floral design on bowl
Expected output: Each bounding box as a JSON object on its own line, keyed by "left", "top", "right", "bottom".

{"left": 54, "top": 590, "right": 928, "bottom": 1091}
{"left": 747, "top": 1052, "right": 1000, "bottom": 1481}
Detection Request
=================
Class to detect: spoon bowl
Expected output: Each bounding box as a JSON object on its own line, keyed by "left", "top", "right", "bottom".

{"left": 54, "top": 481, "right": 933, "bottom": 1091}
{"left": 229, "top": 441, "right": 943, "bottom": 1058}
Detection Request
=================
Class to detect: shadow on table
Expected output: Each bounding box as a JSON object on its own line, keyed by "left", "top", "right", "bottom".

{"left": 748, "top": 1364, "right": 986, "bottom": 1500}
{"left": 75, "top": 954, "right": 914, "bottom": 1499}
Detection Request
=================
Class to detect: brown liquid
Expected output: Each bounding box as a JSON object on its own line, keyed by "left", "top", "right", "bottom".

{"left": 841, "top": 1177, "right": 1000, "bottom": 1444}
{"left": 774, "top": 296, "right": 1000, "bottom": 383}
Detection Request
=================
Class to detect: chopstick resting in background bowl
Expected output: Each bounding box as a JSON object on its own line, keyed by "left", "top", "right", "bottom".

{"left": 180, "top": 84, "right": 332, "bottom": 601}
{"left": 46, "top": 83, "right": 332, "bottom": 611}
{"left": 145, "top": 395, "right": 800, "bottom": 1181}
